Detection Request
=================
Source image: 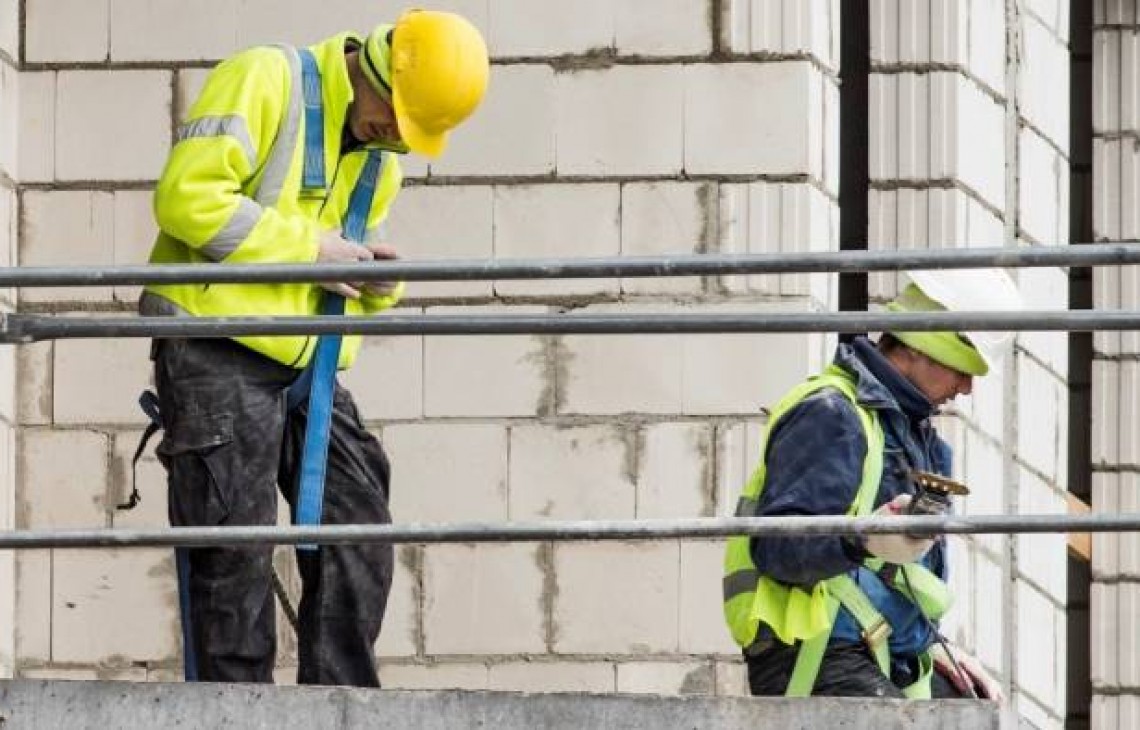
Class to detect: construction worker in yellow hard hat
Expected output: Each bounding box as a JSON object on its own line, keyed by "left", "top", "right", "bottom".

{"left": 724, "top": 270, "right": 1019, "bottom": 701}
{"left": 138, "top": 9, "right": 488, "bottom": 687}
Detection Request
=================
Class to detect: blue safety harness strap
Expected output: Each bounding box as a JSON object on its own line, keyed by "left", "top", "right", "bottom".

{"left": 291, "top": 48, "right": 385, "bottom": 551}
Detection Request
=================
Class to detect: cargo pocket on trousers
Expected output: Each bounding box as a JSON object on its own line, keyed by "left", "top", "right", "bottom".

{"left": 157, "top": 412, "right": 236, "bottom": 526}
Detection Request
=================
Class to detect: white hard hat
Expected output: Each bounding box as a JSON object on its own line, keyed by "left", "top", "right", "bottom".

{"left": 888, "top": 269, "right": 1024, "bottom": 375}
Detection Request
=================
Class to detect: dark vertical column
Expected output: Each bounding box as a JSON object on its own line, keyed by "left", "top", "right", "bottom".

{"left": 839, "top": 0, "right": 871, "bottom": 341}
{"left": 1067, "top": 1, "right": 1094, "bottom": 727}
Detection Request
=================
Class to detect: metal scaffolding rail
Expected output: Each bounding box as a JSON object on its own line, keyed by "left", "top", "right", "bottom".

{"left": 0, "top": 514, "right": 1134, "bottom": 550}
{"left": 0, "top": 243, "right": 1136, "bottom": 287}
{"left": 3, "top": 309, "right": 1138, "bottom": 342}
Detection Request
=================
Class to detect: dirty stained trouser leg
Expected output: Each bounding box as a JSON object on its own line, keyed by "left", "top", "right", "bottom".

{"left": 156, "top": 337, "right": 291, "bottom": 683}
{"left": 280, "top": 381, "right": 394, "bottom": 687}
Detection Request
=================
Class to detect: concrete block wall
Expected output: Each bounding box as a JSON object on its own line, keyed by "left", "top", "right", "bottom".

{"left": 5, "top": 0, "right": 838, "bottom": 693}
{"left": 1090, "top": 2, "right": 1140, "bottom": 728}
{"left": 869, "top": 2, "right": 1071, "bottom": 727}
{"left": 0, "top": 0, "right": 17, "bottom": 680}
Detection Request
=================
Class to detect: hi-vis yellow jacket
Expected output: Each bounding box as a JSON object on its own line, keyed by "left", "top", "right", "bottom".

{"left": 143, "top": 32, "right": 404, "bottom": 369}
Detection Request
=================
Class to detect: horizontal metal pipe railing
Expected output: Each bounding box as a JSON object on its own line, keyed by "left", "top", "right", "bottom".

{"left": 0, "top": 514, "right": 1134, "bottom": 550}
{"left": 3, "top": 310, "right": 1138, "bottom": 342}
{"left": 0, "top": 244, "right": 1137, "bottom": 287}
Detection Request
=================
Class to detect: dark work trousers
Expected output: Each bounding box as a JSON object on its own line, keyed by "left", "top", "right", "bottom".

{"left": 746, "top": 642, "right": 971, "bottom": 698}
{"left": 153, "top": 337, "right": 394, "bottom": 686}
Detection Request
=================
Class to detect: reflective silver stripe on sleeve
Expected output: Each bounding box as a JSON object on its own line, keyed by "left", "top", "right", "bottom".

{"left": 723, "top": 568, "right": 761, "bottom": 600}
{"left": 255, "top": 45, "right": 303, "bottom": 208}
{"left": 176, "top": 115, "right": 256, "bottom": 171}
{"left": 735, "top": 496, "right": 759, "bottom": 517}
{"left": 200, "top": 197, "right": 262, "bottom": 261}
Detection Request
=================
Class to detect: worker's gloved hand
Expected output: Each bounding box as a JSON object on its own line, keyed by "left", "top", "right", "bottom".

{"left": 862, "top": 495, "right": 936, "bottom": 564}
{"left": 931, "top": 643, "right": 1005, "bottom": 702}
{"left": 316, "top": 230, "right": 373, "bottom": 299}
{"left": 361, "top": 243, "right": 401, "bottom": 297}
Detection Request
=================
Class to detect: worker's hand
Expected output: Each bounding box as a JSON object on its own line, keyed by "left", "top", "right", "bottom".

{"left": 361, "top": 243, "right": 401, "bottom": 297}
{"left": 862, "top": 495, "right": 936, "bottom": 564}
{"left": 931, "top": 643, "right": 1004, "bottom": 702}
{"left": 316, "top": 230, "right": 372, "bottom": 299}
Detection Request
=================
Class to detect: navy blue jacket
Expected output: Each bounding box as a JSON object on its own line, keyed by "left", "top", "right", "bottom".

{"left": 750, "top": 337, "right": 952, "bottom": 658}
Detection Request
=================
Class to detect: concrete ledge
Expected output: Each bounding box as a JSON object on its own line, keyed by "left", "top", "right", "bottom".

{"left": 0, "top": 680, "right": 999, "bottom": 730}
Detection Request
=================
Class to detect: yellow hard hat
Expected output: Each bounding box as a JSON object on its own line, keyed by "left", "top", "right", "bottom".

{"left": 360, "top": 10, "right": 489, "bottom": 157}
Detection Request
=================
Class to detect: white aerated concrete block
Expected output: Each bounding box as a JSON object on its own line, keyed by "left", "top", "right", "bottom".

{"left": 488, "top": 0, "right": 613, "bottom": 57}
{"left": 1091, "top": 360, "right": 1120, "bottom": 465}
{"left": 109, "top": 0, "right": 238, "bottom": 62}
{"left": 972, "top": 554, "right": 1005, "bottom": 672}
{"left": 429, "top": 65, "right": 556, "bottom": 178}
{"left": 56, "top": 70, "right": 171, "bottom": 181}
{"left": 15, "top": 552, "right": 51, "bottom": 663}
{"left": 25, "top": 0, "right": 109, "bottom": 63}
{"left": 508, "top": 424, "right": 635, "bottom": 520}
{"left": 1021, "top": 14, "right": 1072, "bottom": 150}
{"left": 51, "top": 549, "right": 178, "bottom": 664}
{"left": 616, "top": 662, "right": 714, "bottom": 695}
{"left": 1018, "top": 264, "right": 1069, "bottom": 373}
{"left": 684, "top": 62, "right": 817, "bottom": 176}
{"left": 620, "top": 182, "right": 709, "bottom": 296}
{"left": 492, "top": 184, "right": 620, "bottom": 297}
{"left": 19, "top": 191, "right": 115, "bottom": 303}
{"left": 636, "top": 423, "right": 712, "bottom": 519}
{"left": 714, "top": 421, "right": 765, "bottom": 515}
{"left": 717, "top": 183, "right": 836, "bottom": 303}
{"left": 1094, "top": 138, "right": 1122, "bottom": 241}
{"left": 17, "top": 72, "right": 55, "bottom": 184}
{"left": 423, "top": 544, "right": 545, "bottom": 655}
{"left": 954, "top": 76, "right": 1007, "bottom": 210}
{"left": 1091, "top": 582, "right": 1117, "bottom": 688}
{"left": 897, "top": 0, "right": 932, "bottom": 65}
{"left": 174, "top": 68, "right": 212, "bottom": 124}
{"left": 0, "top": 0, "right": 16, "bottom": 58}
{"left": 681, "top": 327, "right": 829, "bottom": 415}
{"left": 722, "top": 0, "right": 838, "bottom": 69}
{"left": 1017, "top": 355, "right": 1064, "bottom": 481}
{"left": 341, "top": 331, "right": 423, "bottom": 421}
{"left": 1016, "top": 471, "right": 1068, "bottom": 602}
{"left": 0, "top": 64, "right": 15, "bottom": 183}
{"left": 53, "top": 338, "right": 153, "bottom": 425}
{"left": 679, "top": 540, "right": 739, "bottom": 654}
{"left": 375, "top": 547, "right": 419, "bottom": 658}
{"left": 555, "top": 66, "right": 684, "bottom": 176}
{"left": 1019, "top": 129, "right": 1069, "bottom": 244}
{"left": 1122, "top": 473, "right": 1140, "bottom": 577}
{"left": 18, "top": 429, "right": 108, "bottom": 529}
{"left": 1092, "top": 472, "right": 1120, "bottom": 579}
{"left": 112, "top": 190, "right": 159, "bottom": 304}
{"left": 970, "top": 0, "right": 1008, "bottom": 94}
{"left": 383, "top": 186, "right": 494, "bottom": 299}
{"left": 1121, "top": 582, "right": 1140, "bottom": 687}
{"left": 384, "top": 423, "right": 508, "bottom": 523}
{"left": 553, "top": 542, "right": 680, "bottom": 654}
{"left": 380, "top": 662, "right": 488, "bottom": 691}
{"left": 487, "top": 662, "right": 615, "bottom": 693}
{"left": 614, "top": 0, "right": 713, "bottom": 56}
{"left": 422, "top": 306, "right": 547, "bottom": 418}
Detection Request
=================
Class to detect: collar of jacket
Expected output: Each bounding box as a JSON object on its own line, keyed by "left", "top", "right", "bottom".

{"left": 306, "top": 33, "right": 360, "bottom": 153}
{"left": 833, "top": 337, "right": 936, "bottom": 421}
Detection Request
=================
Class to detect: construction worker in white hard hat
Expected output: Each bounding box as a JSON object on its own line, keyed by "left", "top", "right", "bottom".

{"left": 723, "top": 269, "right": 1019, "bottom": 700}
{"left": 137, "top": 9, "right": 489, "bottom": 686}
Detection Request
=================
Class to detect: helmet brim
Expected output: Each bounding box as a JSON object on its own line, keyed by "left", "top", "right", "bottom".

{"left": 393, "top": 90, "right": 447, "bottom": 158}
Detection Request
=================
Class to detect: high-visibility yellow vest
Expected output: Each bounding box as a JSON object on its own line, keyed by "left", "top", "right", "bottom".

{"left": 722, "top": 364, "right": 954, "bottom": 697}
{"left": 142, "top": 33, "right": 404, "bottom": 369}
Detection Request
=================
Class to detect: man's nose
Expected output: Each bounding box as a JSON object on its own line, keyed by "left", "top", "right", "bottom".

{"left": 958, "top": 375, "right": 974, "bottom": 396}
